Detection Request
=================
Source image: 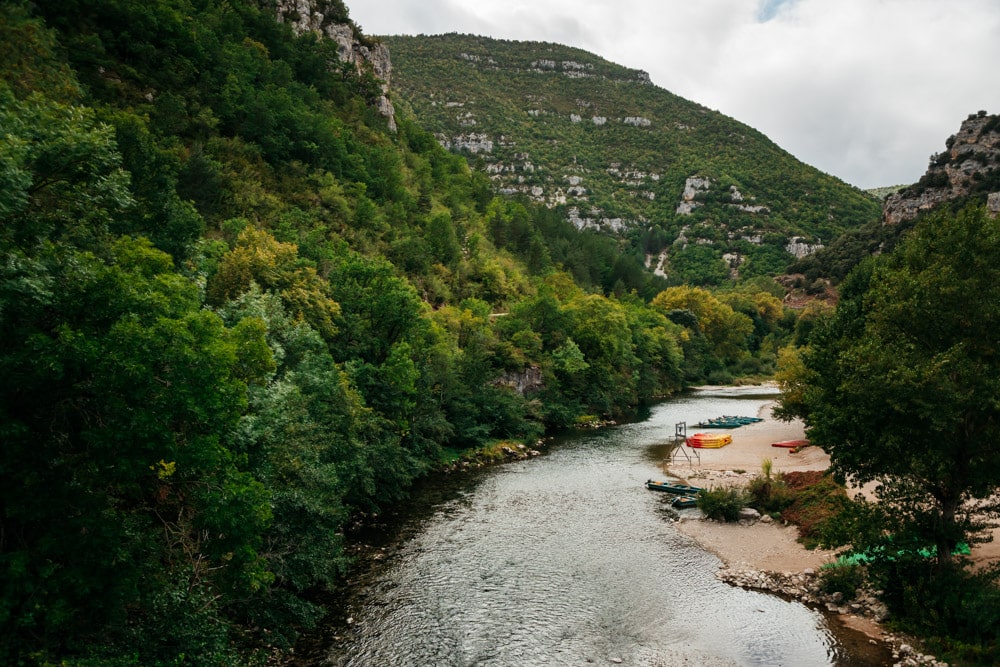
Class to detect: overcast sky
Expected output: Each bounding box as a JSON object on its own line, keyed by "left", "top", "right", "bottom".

{"left": 349, "top": 0, "right": 1000, "bottom": 189}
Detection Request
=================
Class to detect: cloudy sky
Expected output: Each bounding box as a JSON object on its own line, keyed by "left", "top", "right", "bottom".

{"left": 349, "top": 0, "right": 1000, "bottom": 189}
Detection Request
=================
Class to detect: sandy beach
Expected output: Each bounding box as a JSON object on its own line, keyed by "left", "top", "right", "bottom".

{"left": 661, "top": 398, "right": 1000, "bottom": 643}
{"left": 663, "top": 403, "right": 838, "bottom": 571}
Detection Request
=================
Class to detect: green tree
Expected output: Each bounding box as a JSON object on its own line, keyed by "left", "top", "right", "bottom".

{"left": 651, "top": 285, "right": 753, "bottom": 363}
{"left": 0, "top": 238, "right": 274, "bottom": 664}
{"left": 207, "top": 226, "right": 340, "bottom": 341}
{"left": 782, "top": 204, "right": 1000, "bottom": 569}
{"left": 0, "top": 85, "right": 132, "bottom": 248}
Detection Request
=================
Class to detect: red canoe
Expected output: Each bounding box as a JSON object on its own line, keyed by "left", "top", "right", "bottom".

{"left": 771, "top": 439, "right": 809, "bottom": 448}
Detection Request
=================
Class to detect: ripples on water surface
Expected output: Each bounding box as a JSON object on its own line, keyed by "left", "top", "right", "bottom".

{"left": 319, "top": 387, "right": 887, "bottom": 666}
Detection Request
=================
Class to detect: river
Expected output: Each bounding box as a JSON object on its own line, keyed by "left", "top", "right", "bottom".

{"left": 298, "top": 386, "right": 889, "bottom": 666}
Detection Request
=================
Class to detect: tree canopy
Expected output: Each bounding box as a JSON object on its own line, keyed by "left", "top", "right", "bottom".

{"left": 780, "top": 204, "right": 1000, "bottom": 567}
{"left": 0, "top": 2, "right": 808, "bottom": 663}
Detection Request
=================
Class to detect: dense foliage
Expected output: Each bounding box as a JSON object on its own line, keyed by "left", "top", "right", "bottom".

{"left": 778, "top": 203, "right": 1000, "bottom": 662}
{"left": 0, "top": 2, "right": 809, "bottom": 664}
{"left": 381, "top": 33, "right": 882, "bottom": 285}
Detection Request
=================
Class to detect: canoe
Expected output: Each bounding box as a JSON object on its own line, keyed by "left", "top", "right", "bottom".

{"left": 695, "top": 416, "right": 763, "bottom": 429}
{"left": 645, "top": 479, "right": 704, "bottom": 495}
{"left": 670, "top": 495, "right": 699, "bottom": 509}
{"left": 686, "top": 433, "right": 733, "bottom": 448}
{"left": 687, "top": 432, "right": 733, "bottom": 442}
{"left": 771, "top": 439, "right": 809, "bottom": 448}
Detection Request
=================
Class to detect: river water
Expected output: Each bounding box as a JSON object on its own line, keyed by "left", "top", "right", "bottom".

{"left": 306, "top": 387, "right": 889, "bottom": 666}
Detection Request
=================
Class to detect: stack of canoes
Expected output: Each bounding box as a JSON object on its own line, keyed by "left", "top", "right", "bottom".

{"left": 695, "top": 415, "right": 763, "bottom": 429}
{"left": 685, "top": 432, "right": 733, "bottom": 448}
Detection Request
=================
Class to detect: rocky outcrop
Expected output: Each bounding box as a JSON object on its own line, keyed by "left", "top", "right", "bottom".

{"left": 568, "top": 207, "right": 629, "bottom": 232}
{"left": 274, "top": 0, "right": 397, "bottom": 131}
{"left": 785, "top": 236, "right": 823, "bottom": 258}
{"left": 441, "top": 133, "right": 493, "bottom": 154}
{"left": 676, "top": 176, "right": 712, "bottom": 215}
{"left": 883, "top": 111, "right": 1000, "bottom": 225}
{"left": 492, "top": 365, "right": 543, "bottom": 395}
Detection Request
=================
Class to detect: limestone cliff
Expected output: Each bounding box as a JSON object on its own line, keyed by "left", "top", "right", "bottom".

{"left": 273, "top": 0, "right": 397, "bottom": 131}
{"left": 883, "top": 111, "right": 1000, "bottom": 224}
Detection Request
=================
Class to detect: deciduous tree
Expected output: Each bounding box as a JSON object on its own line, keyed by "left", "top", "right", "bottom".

{"left": 782, "top": 204, "right": 1000, "bottom": 568}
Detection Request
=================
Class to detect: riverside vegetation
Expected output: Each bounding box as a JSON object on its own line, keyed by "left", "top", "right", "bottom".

{"left": 701, "top": 202, "right": 1000, "bottom": 667}
{"left": 0, "top": 2, "right": 821, "bottom": 664}
{"left": 2, "top": 1, "right": 998, "bottom": 665}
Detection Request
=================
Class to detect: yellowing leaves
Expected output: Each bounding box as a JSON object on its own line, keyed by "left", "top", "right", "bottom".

{"left": 651, "top": 285, "right": 753, "bottom": 361}
{"left": 208, "top": 227, "right": 340, "bottom": 340}
{"left": 151, "top": 459, "right": 176, "bottom": 480}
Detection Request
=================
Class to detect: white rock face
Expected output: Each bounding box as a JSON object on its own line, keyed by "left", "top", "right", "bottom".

{"left": 274, "top": 0, "right": 397, "bottom": 131}
{"left": 884, "top": 112, "right": 1000, "bottom": 225}
{"left": 567, "top": 207, "right": 630, "bottom": 232}
{"left": 676, "top": 176, "right": 712, "bottom": 215}
{"left": 785, "top": 236, "right": 824, "bottom": 258}
{"left": 442, "top": 133, "right": 494, "bottom": 154}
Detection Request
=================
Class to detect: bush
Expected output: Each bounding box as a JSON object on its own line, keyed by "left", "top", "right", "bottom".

{"left": 746, "top": 458, "right": 796, "bottom": 515}
{"left": 697, "top": 486, "right": 747, "bottom": 522}
{"left": 871, "top": 560, "right": 1000, "bottom": 665}
{"left": 818, "top": 563, "right": 866, "bottom": 601}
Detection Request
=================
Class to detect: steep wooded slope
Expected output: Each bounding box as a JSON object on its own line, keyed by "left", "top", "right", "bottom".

{"left": 382, "top": 33, "right": 881, "bottom": 283}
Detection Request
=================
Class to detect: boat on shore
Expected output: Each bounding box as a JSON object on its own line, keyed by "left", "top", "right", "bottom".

{"left": 645, "top": 479, "right": 704, "bottom": 495}
{"left": 771, "top": 439, "right": 809, "bottom": 448}
{"left": 670, "top": 495, "right": 699, "bottom": 509}
{"left": 686, "top": 432, "right": 733, "bottom": 448}
{"left": 694, "top": 415, "right": 763, "bottom": 429}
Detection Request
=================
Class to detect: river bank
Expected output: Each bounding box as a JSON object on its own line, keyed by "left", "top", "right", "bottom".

{"left": 293, "top": 389, "right": 894, "bottom": 666}
{"left": 663, "top": 405, "right": 889, "bottom": 636}
{"left": 662, "top": 398, "right": 998, "bottom": 666}
{"left": 666, "top": 398, "right": 1000, "bottom": 567}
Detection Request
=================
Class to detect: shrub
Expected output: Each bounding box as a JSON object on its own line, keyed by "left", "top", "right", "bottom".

{"left": 697, "top": 486, "right": 747, "bottom": 522}
{"left": 871, "top": 559, "right": 1000, "bottom": 665}
{"left": 818, "top": 563, "right": 866, "bottom": 601}
{"left": 747, "top": 458, "right": 795, "bottom": 515}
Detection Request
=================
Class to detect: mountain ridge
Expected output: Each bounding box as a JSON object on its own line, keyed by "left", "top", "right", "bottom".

{"left": 883, "top": 110, "right": 1000, "bottom": 225}
{"left": 380, "top": 32, "right": 881, "bottom": 283}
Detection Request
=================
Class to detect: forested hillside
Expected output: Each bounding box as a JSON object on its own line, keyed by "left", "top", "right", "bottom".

{"left": 382, "top": 34, "right": 881, "bottom": 284}
{"left": 2, "top": 1, "right": 811, "bottom": 664}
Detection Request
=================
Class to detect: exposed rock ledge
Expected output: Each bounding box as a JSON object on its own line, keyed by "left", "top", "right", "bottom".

{"left": 274, "top": 0, "right": 397, "bottom": 131}
{"left": 883, "top": 111, "right": 999, "bottom": 225}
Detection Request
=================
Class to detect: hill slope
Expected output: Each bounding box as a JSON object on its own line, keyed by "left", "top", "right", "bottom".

{"left": 382, "top": 33, "right": 881, "bottom": 283}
